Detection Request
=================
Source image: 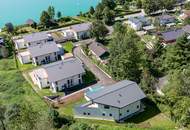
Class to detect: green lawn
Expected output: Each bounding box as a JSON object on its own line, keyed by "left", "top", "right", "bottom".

{"left": 58, "top": 97, "right": 176, "bottom": 130}
{"left": 63, "top": 41, "right": 74, "bottom": 53}
{"left": 0, "top": 58, "right": 48, "bottom": 112}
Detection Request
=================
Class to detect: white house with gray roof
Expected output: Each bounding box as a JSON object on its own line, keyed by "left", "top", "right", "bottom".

{"left": 74, "top": 80, "right": 146, "bottom": 122}
{"left": 13, "top": 32, "right": 53, "bottom": 50}
{"left": 70, "top": 23, "right": 91, "bottom": 40}
{"left": 17, "top": 41, "right": 63, "bottom": 66}
{"left": 31, "top": 58, "right": 85, "bottom": 93}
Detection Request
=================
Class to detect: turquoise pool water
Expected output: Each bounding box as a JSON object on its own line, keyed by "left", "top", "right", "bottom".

{"left": 0, "top": 0, "right": 100, "bottom": 28}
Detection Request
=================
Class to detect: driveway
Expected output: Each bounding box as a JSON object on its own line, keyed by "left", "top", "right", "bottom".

{"left": 73, "top": 46, "right": 115, "bottom": 86}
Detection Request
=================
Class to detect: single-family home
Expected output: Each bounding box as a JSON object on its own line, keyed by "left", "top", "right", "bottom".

{"left": 74, "top": 80, "right": 146, "bottom": 122}
{"left": 88, "top": 42, "right": 109, "bottom": 63}
{"left": 31, "top": 58, "right": 85, "bottom": 93}
{"left": 127, "top": 16, "right": 151, "bottom": 31}
{"left": 179, "top": 10, "right": 190, "bottom": 21}
{"left": 161, "top": 25, "right": 190, "bottom": 44}
{"left": 17, "top": 41, "right": 63, "bottom": 65}
{"left": 70, "top": 23, "right": 91, "bottom": 40}
{"left": 161, "top": 29, "right": 185, "bottom": 43}
{"left": 156, "top": 14, "right": 176, "bottom": 26}
{"left": 14, "top": 32, "right": 53, "bottom": 50}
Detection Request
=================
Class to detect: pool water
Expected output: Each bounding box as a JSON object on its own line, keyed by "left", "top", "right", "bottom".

{"left": 0, "top": 0, "right": 100, "bottom": 28}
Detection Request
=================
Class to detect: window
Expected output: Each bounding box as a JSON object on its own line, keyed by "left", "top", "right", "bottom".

{"left": 83, "top": 112, "right": 86, "bottom": 115}
{"left": 109, "top": 114, "right": 112, "bottom": 117}
{"left": 127, "top": 110, "right": 129, "bottom": 113}
{"left": 137, "top": 105, "right": 139, "bottom": 109}
{"left": 47, "top": 81, "right": 49, "bottom": 84}
{"left": 88, "top": 113, "right": 90, "bottom": 115}
{"left": 55, "top": 81, "right": 58, "bottom": 85}
{"left": 79, "top": 79, "right": 81, "bottom": 84}
{"left": 78, "top": 74, "right": 81, "bottom": 78}
{"left": 104, "top": 105, "right": 110, "bottom": 109}
{"left": 102, "top": 113, "right": 105, "bottom": 116}
{"left": 119, "top": 113, "right": 122, "bottom": 116}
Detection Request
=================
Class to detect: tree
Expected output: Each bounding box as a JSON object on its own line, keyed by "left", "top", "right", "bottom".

{"left": 142, "top": 0, "right": 161, "bottom": 14}
{"left": 136, "top": 0, "right": 142, "bottom": 9}
{"left": 163, "top": 35, "right": 190, "bottom": 71}
{"left": 90, "top": 20, "right": 109, "bottom": 41}
{"left": 57, "top": 11, "right": 62, "bottom": 19}
{"left": 89, "top": 6, "right": 95, "bottom": 15}
{"left": 109, "top": 28, "right": 142, "bottom": 82}
{"left": 102, "top": 0, "right": 116, "bottom": 10}
{"left": 47, "top": 6, "right": 55, "bottom": 19}
{"left": 40, "top": 11, "right": 51, "bottom": 27}
{"left": 93, "top": 3, "right": 104, "bottom": 19}
{"left": 103, "top": 7, "right": 115, "bottom": 25}
{"left": 48, "top": 109, "right": 60, "bottom": 128}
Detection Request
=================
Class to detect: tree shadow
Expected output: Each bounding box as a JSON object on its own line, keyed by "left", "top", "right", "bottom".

{"left": 124, "top": 98, "right": 161, "bottom": 124}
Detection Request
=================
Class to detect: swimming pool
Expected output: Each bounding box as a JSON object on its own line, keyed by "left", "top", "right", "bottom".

{"left": 0, "top": 0, "right": 100, "bottom": 28}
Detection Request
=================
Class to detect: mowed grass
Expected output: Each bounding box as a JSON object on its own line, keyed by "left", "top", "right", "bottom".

{"left": 58, "top": 97, "right": 176, "bottom": 130}
{"left": 63, "top": 41, "right": 74, "bottom": 53}
{"left": 0, "top": 57, "right": 48, "bottom": 111}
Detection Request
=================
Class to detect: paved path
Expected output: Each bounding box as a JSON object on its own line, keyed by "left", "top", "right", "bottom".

{"left": 73, "top": 46, "right": 115, "bottom": 86}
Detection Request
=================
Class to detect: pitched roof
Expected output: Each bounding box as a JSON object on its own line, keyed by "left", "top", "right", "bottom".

{"left": 158, "top": 14, "right": 175, "bottom": 20}
{"left": 23, "top": 32, "right": 49, "bottom": 43}
{"left": 43, "top": 58, "right": 85, "bottom": 82}
{"left": 71, "top": 23, "right": 91, "bottom": 32}
{"left": 88, "top": 42, "right": 108, "bottom": 57}
{"left": 28, "top": 42, "right": 59, "bottom": 57}
{"left": 161, "top": 29, "right": 185, "bottom": 42}
{"left": 182, "top": 25, "right": 190, "bottom": 34}
{"left": 87, "top": 80, "right": 146, "bottom": 108}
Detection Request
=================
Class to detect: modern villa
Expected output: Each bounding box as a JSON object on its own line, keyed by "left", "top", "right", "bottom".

{"left": 30, "top": 58, "right": 85, "bottom": 93}
{"left": 17, "top": 41, "right": 63, "bottom": 65}
{"left": 13, "top": 32, "right": 53, "bottom": 50}
{"left": 74, "top": 80, "right": 146, "bottom": 122}
{"left": 70, "top": 22, "right": 91, "bottom": 40}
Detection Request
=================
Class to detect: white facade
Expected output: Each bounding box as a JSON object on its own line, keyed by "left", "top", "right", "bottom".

{"left": 73, "top": 31, "right": 90, "bottom": 40}
{"left": 50, "top": 74, "right": 83, "bottom": 93}
{"left": 17, "top": 51, "right": 31, "bottom": 64}
{"left": 127, "top": 20, "right": 142, "bottom": 31}
{"left": 75, "top": 100, "right": 142, "bottom": 121}
{"left": 32, "top": 52, "right": 58, "bottom": 66}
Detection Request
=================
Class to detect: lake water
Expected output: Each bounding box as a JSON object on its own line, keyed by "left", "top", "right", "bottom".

{"left": 0, "top": 0, "right": 100, "bottom": 28}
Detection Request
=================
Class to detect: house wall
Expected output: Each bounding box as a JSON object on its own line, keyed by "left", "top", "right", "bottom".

{"left": 127, "top": 21, "right": 142, "bottom": 31}
{"left": 32, "top": 52, "right": 58, "bottom": 66}
{"left": 17, "top": 54, "right": 31, "bottom": 64}
{"left": 33, "top": 74, "right": 49, "bottom": 89}
{"left": 75, "top": 100, "right": 142, "bottom": 121}
{"left": 74, "top": 31, "right": 90, "bottom": 40}
{"left": 50, "top": 74, "right": 84, "bottom": 93}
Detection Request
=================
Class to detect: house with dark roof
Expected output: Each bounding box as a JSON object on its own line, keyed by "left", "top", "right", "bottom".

{"left": 74, "top": 80, "right": 146, "bottom": 122}
{"left": 70, "top": 23, "right": 91, "bottom": 40}
{"left": 17, "top": 42, "right": 63, "bottom": 66}
{"left": 161, "top": 25, "right": 190, "bottom": 44}
{"left": 156, "top": 14, "right": 176, "bottom": 26}
{"left": 14, "top": 32, "right": 53, "bottom": 50}
{"left": 31, "top": 58, "right": 85, "bottom": 92}
{"left": 88, "top": 42, "right": 109, "bottom": 62}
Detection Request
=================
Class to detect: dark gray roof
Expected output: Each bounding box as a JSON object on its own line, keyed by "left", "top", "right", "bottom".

{"left": 71, "top": 23, "right": 91, "bottom": 32}
{"left": 182, "top": 25, "right": 190, "bottom": 34}
{"left": 87, "top": 80, "right": 146, "bottom": 108}
{"left": 23, "top": 32, "right": 49, "bottom": 43}
{"left": 43, "top": 58, "right": 85, "bottom": 82}
{"left": 161, "top": 29, "right": 185, "bottom": 42}
{"left": 88, "top": 42, "right": 108, "bottom": 57}
{"left": 158, "top": 14, "right": 175, "bottom": 20}
{"left": 28, "top": 42, "right": 59, "bottom": 57}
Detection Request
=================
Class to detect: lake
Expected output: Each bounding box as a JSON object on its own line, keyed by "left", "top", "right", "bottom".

{"left": 0, "top": 0, "right": 100, "bottom": 28}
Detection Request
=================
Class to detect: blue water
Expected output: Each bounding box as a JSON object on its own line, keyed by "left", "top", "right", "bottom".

{"left": 0, "top": 0, "right": 100, "bottom": 28}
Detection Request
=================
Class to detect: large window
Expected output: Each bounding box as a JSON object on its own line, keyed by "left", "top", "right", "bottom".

{"left": 104, "top": 105, "right": 110, "bottom": 109}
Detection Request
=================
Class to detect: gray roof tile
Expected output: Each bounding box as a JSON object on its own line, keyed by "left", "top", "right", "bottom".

{"left": 43, "top": 58, "right": 85, "bottom": 82}
{"left": 28, "top": 41, "right": 59, "bottom": 57}
{"left": 87, "top": 80, "right": 146, "bottom": 108}
{"left": 23, "top": 32, "right": 49, "bottom": 43}
{"left": 89, "top": 42, "right": 108, "bottom": 57}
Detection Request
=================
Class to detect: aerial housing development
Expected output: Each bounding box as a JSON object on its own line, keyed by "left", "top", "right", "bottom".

{"left": 0, "top": 0, "right": 190, "bottom": 130}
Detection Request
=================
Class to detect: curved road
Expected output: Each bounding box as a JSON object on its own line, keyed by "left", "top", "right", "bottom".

{"left": 73, "top": 46, "right": 115, "bottom": 86}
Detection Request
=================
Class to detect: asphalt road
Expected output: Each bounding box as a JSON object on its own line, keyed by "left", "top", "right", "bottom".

{"left": 73, "top": 46, "right": 115, "bottom": 86}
